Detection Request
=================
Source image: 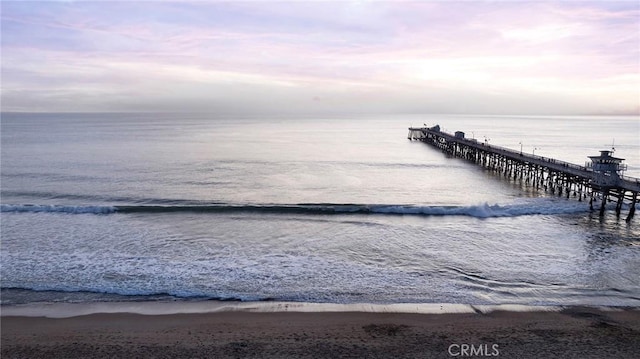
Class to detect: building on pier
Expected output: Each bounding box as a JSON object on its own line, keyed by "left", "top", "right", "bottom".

{"left": 586, "top": 150, "right": 627, "bottom": 188}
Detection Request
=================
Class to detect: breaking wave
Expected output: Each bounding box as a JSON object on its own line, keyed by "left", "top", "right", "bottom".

{"left": 1, "top": 204, "right": 117, "bottom": 214}
{"left": 1, "top": 201, "right": 589, "bottom": 218}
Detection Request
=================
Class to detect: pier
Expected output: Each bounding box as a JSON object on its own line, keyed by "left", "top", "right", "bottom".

{"left": 408, "top": 125, "right": 639, "bottom": 222}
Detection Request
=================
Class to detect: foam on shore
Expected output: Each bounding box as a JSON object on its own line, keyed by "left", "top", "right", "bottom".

{"left": 0, "top": 301, "right": 600, "bottom": 318}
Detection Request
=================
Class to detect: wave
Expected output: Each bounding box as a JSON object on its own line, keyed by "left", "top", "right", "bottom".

{"left": 1, "top": 204, "right": 117, "bottom": 214}
{"left": 1, "top": 201, "right": 589, "bottom": 218}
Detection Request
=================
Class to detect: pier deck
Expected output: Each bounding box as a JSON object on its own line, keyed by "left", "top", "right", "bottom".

{"left": 408, "top": 126, "right": 639, "bottom": 221}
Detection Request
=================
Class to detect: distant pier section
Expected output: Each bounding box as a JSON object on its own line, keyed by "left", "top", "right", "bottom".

{"left": 408, "top": 125, "right": 639, "bottom": 221}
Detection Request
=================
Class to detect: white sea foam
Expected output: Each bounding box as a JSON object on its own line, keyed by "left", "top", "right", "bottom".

{"left": 0, "top": 201, "right": 590, "bottom": 218}
{"left": 1, "top": 301, "right": 567, "bottom": 319}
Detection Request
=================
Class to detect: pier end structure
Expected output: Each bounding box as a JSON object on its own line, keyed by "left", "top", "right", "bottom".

{"left": 408, "top": 125, "right": 639, "bottom": 221}
{"left": 586, "top": 151, "right": 627, "bottom": 216}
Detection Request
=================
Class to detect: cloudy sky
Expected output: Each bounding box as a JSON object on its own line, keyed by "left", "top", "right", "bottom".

{"left": 1, "top": 1, "right": 638, "bottom": 115}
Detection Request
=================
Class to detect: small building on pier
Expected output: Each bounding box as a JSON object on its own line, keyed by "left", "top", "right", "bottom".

{"left": 587, "top": 150, "right": 627, "bottom": 188}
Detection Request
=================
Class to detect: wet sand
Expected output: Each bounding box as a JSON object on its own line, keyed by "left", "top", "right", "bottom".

{"left": 2, "top": 306, "right": 639, "bottom": 358}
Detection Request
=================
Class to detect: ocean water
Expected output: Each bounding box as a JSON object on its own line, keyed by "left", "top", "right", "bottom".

{"left": 1, "top": 113, "right": 639, "bottom": 306}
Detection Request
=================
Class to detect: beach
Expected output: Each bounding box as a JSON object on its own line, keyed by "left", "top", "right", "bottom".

{"left": 2, "top": 114, "right": 640, "bottom": 358}
{"left": 3, "top": 2, "right": 640, "bottom": 357}
{"left": 2, "top": 304, "right": 639, "bottom": 358}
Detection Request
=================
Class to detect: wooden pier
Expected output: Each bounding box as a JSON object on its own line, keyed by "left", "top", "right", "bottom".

{"left": 408, "top": 125, "right": 639, "bottom": 222}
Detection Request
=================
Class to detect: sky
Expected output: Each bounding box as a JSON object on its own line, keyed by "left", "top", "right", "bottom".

{"left": 1, "top": 0, "right": 639, "bottom": 115}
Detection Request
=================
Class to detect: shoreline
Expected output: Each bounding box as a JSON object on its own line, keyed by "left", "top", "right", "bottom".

{"left": 1, "top": 300, "right": 574, "bottom": 318}
{"left": 2, "top": 302, "right": 639, "bottom": 358}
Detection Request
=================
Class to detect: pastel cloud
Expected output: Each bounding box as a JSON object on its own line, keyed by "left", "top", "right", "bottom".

{"left": 1, "top": 1, "right": 638, "bottom": 115}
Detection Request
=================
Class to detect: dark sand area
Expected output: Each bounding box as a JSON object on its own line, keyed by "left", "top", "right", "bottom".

{"left": 2, "top": 307, "right": 639, "bottom": 358}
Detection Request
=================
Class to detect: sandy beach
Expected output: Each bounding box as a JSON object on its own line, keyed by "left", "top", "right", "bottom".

{"left": 2, "top": 304, "right": 639, "bottom": 358}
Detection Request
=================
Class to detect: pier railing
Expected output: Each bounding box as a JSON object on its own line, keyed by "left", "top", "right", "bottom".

{"left": 410, "top": 127, "right": 599, "bottom": 179}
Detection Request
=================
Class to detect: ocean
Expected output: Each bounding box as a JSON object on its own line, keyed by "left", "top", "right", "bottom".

{"left": 1, "top": 113, "right": 639, "bottom": 306}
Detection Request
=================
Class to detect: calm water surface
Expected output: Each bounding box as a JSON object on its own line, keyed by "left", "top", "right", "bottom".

{"left": 1, "top": 113, "right": 639, "bottom": 305}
